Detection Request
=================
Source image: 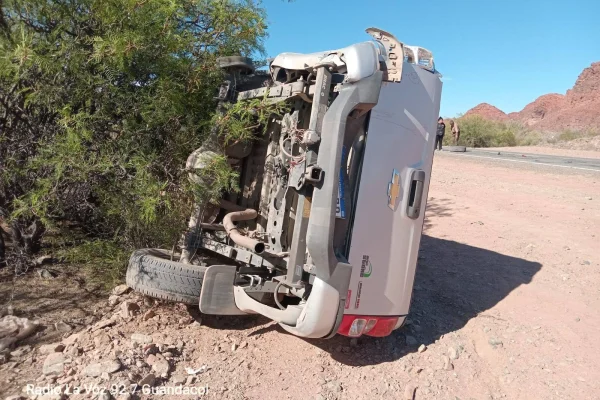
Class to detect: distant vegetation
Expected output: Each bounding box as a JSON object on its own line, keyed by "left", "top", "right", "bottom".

{"left": 444, "top": 116, "right": 600, "bottom": 148}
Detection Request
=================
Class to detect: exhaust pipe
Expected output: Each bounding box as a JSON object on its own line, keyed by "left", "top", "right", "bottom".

{"left": 223, "top": 209, "right": 265, "bottom": 254}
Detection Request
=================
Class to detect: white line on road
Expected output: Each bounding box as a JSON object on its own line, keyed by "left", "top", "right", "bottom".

{"left": 442, "top": 152, "right": 600, "bottom": 173}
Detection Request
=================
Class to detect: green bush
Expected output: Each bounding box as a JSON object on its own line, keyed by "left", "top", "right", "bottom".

{"left": 443, "top": 116, "right": 542, "bottom": 148}
{"left": 0, "top": 0, "right": 268, "bottom": 275}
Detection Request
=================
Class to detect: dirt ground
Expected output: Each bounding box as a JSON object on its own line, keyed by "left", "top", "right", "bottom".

{"left": 1, "top": 149, "right": 599, "bottom": 400}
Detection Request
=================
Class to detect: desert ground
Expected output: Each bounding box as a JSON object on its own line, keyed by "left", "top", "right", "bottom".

{"left": 1, "top": 147, "right": 599, "bottom": 400}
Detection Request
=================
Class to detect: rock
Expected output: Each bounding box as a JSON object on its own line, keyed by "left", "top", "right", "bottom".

{"left": 150, "top": 354, "right": 170, "bottom": 377}
{"left": 405, "top": 335, "right": 418, "bottom": 346}
{"left": 404, "top": 384, "right": 417, "bottom": 400}
{"left": 43, "top": 352, "right": 66, "bottom": 376}
{"left": 448, "top": 346, "right": 459, "bottom": 360}
{"left": 112, "top": 285, "right": 131, "bottom": 296}
{"left": 443, "top": 356, "right": 454, "bottom": 371}
{"left": 57, "top": 375, "right": 75, "bottom": 385}
{"left": 131, "top": 333, "right": 153, "bottom": 345}
{"left": 0, "top": 316, "right": 39, "bottom": 352}
{"left": 94, "top": 333, "right": 111, "bottom": 348}
{"left": 324, "top": 380, "right": 343, "bottom": 393}
{"left": 0, "top": 351, "right": 9, "bottom": 364}
{"left": 231, "top": 343, "right": 238, "bottom": 352}
{"left": 39, "top": 343, "right": 65, "bottom": 355}
{"left": 62, "top": 333, "right": 80, "bottom": 346}
{"left": 488, "top": 338, "right": 503, "bottom": 348}
{"left": 143, "top": 343, "right": 159, "bottom": 355}
{"left": 121, "top": 301, "right": 140, "bottom": 318}
{"left": 172, "top": 375, "right": 186, "bottom": 385}
{"left": 54, "top": 321, "right": 72, "bottom": 333}
{"left": 10, "top": 345, "right": 32, "bottom": 357}
{"left": 143, "top": 297, "right": 154, "bottom": 307}
{"left": 185, "top": 376, "right": 196, "bottom": 385}
{"left": 98, "top": 389, "right": 111, "bottom": 400}
{"left": 185, "top": 365, "right": 209, "bottom": 375}
{"left": 117, "top": 395, "right": 132, "bottom": 400}
{"left": 82, "top": 359, "right": 122, "bottom": 377}
{"left": 65, "top": 346, "right": 82, "bottom": 357}
{"left": 37, "top": 268, "right": 56, "bottom": 279}
{"left": 108, "top": 295, "right": 120, "bottom": 306}
{"left": 139, "top": 373, "right": 156, "bottom": 387}
{"left": 142, "top": 310, "right": 156, "bottom": 321}
{"left": 418, "top": 344, "right": 427, "bottom": 353}
{"left": 34, "top": 255, "right": 53, "bottom": 266}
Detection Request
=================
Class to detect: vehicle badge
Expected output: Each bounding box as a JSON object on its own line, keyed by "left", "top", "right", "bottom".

{"left": 387, "top": 169, "right": 401, "bottom": 210}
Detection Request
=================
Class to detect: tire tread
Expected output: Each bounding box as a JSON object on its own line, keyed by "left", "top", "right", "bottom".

{"left": 126, "top": 248, "right": 207, "bottom": 304}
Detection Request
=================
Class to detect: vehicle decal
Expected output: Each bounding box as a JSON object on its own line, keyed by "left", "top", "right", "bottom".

{"left": 387, "top": 169, "right": 401, "bottom": 210}
{"left": 354, "top": 281, "right": 363, "bottom": 309}
{"left": 360, "top": 255, "right": 372, "bottom": 278}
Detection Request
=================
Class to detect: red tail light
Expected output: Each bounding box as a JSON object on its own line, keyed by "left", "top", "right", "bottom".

{"left": 337, "top": 315, "right": 399, "bottom": 337}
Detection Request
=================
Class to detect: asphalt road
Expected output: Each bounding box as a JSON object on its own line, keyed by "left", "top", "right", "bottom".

{"left": 443, "top": 148, "right": 600, "bottom": 173}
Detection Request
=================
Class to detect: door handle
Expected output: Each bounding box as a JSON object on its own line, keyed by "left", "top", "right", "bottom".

{"left": 406, "top": 169, "right": 426, "bottom": 219}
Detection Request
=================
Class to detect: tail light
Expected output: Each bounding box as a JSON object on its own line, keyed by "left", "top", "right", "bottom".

{"left": 337, "top": 315, "right": 399, "bottom": 337}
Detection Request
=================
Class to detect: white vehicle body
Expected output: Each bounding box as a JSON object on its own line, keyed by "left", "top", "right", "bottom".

{"left": 127, "top": 28, "right": 442, "bottom": 339}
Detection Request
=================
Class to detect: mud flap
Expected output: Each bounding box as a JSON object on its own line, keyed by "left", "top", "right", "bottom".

{"left": 199, "top": 265, "right": 247, "bottom": 315}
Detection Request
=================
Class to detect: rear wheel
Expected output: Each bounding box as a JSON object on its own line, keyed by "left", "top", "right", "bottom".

{"left": 126, "top": 249, "right": 207, "bottom": 304}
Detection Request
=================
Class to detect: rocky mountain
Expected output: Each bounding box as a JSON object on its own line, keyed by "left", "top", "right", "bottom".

{"left": 463, "top": 62, "right": 600, "bottom": 132}
{"left": 463, "top": 103, "right": 508, "bottom": 122}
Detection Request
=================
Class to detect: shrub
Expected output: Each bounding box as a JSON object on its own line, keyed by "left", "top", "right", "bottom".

{"left": 0, "top": 0, "right": 268, "bottom": 272}
{"left": 444, "top": 116, "right": 542, "bottom": 148}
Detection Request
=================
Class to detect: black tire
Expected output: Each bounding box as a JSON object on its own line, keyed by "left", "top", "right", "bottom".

{"left": 126, "top": 249, "right": 207, "bottom": 305}
{"left": 444, "top": 145, "right": 467, "bottom": 152}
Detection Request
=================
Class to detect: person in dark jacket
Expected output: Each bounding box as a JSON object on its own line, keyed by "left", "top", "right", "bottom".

{"left": 435, "top": 117, "right": 445, "bottom": 151}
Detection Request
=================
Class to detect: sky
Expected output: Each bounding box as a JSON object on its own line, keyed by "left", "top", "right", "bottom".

{"left": 262, "top": 0, "right": 600, "bottom": 117}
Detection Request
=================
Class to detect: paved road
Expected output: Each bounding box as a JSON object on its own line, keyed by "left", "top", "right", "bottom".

{"left": 443, "top": 148, "right": 600, "bottom": 172}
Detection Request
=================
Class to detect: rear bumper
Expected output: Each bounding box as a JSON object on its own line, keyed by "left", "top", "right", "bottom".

{"left": 233, "top": 277, "right": 341, "bottom": 339}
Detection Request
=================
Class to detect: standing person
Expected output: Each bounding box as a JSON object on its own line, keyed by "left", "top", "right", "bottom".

{"left": 435, "top": 117, "right": 445, "bottom": 151}
{"left": 449, "top": 119, "right": 460, "bottom": 145}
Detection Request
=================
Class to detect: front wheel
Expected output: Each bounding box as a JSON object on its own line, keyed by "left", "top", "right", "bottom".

{"left": 126, "top": 249, "right": 207, "bottom": 304}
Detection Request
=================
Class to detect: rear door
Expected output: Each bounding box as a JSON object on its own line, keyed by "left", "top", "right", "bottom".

{"left": 345, "top": 63, "right": 442, "bottom": 316}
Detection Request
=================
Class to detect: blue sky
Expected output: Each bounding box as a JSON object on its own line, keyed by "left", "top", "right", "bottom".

{"left": 263, "top": 0, "right": 600, "bottom": 117}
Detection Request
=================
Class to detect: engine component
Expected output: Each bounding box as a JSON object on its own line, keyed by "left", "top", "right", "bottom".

{"left": 223, "top": 209, "right": 265, "bottom": 254}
